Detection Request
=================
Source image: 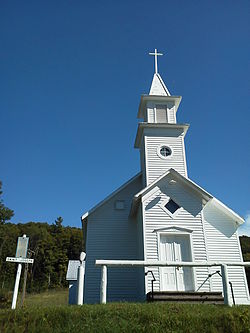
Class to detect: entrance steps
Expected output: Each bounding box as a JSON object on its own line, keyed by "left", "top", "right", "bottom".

{"left": 146, "top": 291, "right": 224, "bottom": 304}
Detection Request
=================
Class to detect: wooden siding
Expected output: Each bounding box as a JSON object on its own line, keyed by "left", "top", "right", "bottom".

{"left": 147, "top": 107, "right": 155, "bottom": 123}
{"left": 142, "top": 181, "right": 210, "bottom": 294}
{"left": 143, "top": 127, "right": 187, "bottom": 185}
{"left": 136, "top": 204, "right": 146, "bottom": 300}
{"left": 84, "top": 175, "right": 143, "bottom": 303}
{"left": 139, "top": 138, "right": 146, "bottom": 187}
{"left": 203, "top": 204, "right": 249, "bottom": 304}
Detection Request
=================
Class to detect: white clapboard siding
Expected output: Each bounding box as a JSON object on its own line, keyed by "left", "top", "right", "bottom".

{"left": 142, "top": 181, "right": 210, "bottom": 294}
{"left": 167, "top": 106, "right": 176, "bottom": 124}
{"left": 203, "top": 205, "right": 249, "bottom": 304}
{"left": 140, "top": 139, "right": 146, "bottom": 187}
{"left": 84, "top": 175, "right": 143, "bottom": 303}
{"left": 136, "top": 204, "right": 146, "bottom": 300}
{"left": 147, "top": 107, "right": 155, "bottom": 123}
{"left": 144, "top": 133, "right": 187, "bottom": 184}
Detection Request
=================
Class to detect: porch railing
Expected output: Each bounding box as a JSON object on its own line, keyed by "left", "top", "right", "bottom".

{"left": 95, "top": 260, "right": 250, "bottom": 306}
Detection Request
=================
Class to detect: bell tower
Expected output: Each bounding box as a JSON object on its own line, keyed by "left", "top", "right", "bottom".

{"left": 134, "top": 49, "right": 189, "bottom": 186}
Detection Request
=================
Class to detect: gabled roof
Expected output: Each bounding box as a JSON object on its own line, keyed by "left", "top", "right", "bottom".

{"left": 130, "top": 168, "right": 244, "bottom": 225}
{"left": 149, "top": 73, "right": 171, "bottom": 96}
{"left": 81, "top": 172, "right": 142, "bottom": 222}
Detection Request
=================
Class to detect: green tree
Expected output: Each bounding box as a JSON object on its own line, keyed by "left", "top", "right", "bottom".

{"left": 54, "top": 216, "right": 63, "bottom": 229}
{"left": 0, "top": 221, "right": 83, "bottom": 292}
{"left": 0, "top": 181, "right": 14, "bottom": 225}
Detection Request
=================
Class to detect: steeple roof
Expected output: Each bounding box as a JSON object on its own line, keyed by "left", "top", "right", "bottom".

{"left": 149, "top": 73, "right": 171, "bottom": 96}
{"left": 148, "top": 49, "right": 171, "bottom": 96}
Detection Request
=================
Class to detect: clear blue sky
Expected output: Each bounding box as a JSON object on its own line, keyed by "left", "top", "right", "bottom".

{"left": 1, "top": 1, "right": 250, "bottom": 232}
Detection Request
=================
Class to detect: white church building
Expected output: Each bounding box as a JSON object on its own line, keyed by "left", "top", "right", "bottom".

{"left": 81, "top": 50, "right": 249, "bottom": 304}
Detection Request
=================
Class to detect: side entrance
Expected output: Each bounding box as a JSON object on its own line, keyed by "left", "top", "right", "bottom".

{"left": 159, "top": 234, "right": 194, "bottom": 291}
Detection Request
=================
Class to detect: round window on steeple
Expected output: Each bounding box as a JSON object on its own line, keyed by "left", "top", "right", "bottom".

{"left": 157, "top": 145, "right": 172, "bottom": 159}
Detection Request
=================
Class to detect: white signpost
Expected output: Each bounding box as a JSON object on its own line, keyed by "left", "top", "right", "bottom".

{"left": 77, "top": 251, "right": 86, "bottom": 305}
{"left": 6, "top": 234, "right": 34, "bottom": 310}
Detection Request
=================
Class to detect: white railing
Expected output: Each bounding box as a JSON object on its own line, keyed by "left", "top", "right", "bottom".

{"left": 95, "top": 260, "right": 250, "bottom": 306}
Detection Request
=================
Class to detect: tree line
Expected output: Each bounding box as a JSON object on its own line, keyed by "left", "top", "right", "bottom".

{"left": 0, "top": 181, "right": 83, "bottom": 292}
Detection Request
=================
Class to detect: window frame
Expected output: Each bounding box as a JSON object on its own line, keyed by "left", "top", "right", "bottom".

{"left": 157, "top": 145, "right": 173, "bottom": 160}
{"left": 160, "top": 197, "right": 181, "bottom": 218}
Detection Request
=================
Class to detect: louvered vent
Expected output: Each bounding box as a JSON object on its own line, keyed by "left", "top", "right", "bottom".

{"left": 156, "top": 106, "right": 168, "bottom": 123}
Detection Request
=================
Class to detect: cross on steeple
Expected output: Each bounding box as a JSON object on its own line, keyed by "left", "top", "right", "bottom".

{"left": 149, "top": 48, "right": 163, "bottom": 74}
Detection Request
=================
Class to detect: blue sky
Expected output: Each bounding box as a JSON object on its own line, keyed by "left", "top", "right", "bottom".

{"left": 0, "top": 1, "right": 250, "bottom": 233}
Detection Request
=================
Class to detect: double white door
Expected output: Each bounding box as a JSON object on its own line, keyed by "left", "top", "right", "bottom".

{"left": 160, "top": 234, "right": 194, "bottom": 291}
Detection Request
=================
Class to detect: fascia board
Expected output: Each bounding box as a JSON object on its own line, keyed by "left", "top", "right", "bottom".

{"left": 131, "top": 169, "right": 213, "bottom": 214}
{"left": 169, "top": 169, "right": 213, "bottom": 202}
{"left": 81, "top": 212, "right": 89, "bottom": 222}
{"left": 134, "top": 123, "right": 190, "bottom": 148}
{"left": 134, "top": 169, "right": 172, "bottom": 200}
{"left": 81, "top": 172, "right": 142, "bottom": 222}
{"left": 137, "top": 95, "right": 182, "bottom": 119}
{"left": 132, "top": 168, "right": 244, "bottom": 226}
{"left": 210, "top": 198, "right": 244, "bottom": 225}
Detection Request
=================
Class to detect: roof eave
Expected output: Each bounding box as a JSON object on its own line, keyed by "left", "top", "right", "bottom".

{"left": 134, "top": 123, "right": 190, "bottom": 148}
{"left": 210, "top": 198, "right": 244, "bottom": 225}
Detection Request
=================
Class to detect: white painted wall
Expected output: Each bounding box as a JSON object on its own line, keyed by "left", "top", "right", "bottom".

{"left": 141, "top": 127, "right": 187, "bottom": 185}
{"left": 142, "top": 179, "right": 210, "bottom": 294}
{"left": 203, "top": 204, "right": 249, "bottom": 304}
{"left": 84, "top": 175, "right": 143, "bottom": 303}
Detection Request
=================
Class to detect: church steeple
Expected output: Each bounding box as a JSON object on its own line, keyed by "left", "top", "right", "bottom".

{"left": 135, "top": 50, "right": 189, "bottom": 186}
{"left": 149, "top": 49, "right": 171, "bottom": 96}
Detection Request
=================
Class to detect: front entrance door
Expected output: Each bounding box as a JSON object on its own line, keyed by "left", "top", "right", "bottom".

{"left": 159, "top": 234, "right": 194, "bottom": 291}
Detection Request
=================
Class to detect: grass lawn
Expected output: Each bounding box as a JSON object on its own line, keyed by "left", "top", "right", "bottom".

{"left": 0, "top": 290, "right": 249, "bottom": 333}
{"left": 20, "top": 289, "right": 68, "bottom": 307}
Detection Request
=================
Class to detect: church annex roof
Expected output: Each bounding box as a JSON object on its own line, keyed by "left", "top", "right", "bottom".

{"left": 130, "top": 168, "right": 244, "bottom": 225}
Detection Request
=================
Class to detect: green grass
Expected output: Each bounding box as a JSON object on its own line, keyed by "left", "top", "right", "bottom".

{"left": 0, "top": 296, "right": 250, "bottom": 333}
{"left": 20, "top": 289, "right": 68, "bottom": 307}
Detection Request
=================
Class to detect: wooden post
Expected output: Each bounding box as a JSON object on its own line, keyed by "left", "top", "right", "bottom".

{"left": 221, "top": 264, "right": 231, "bottom": 306}
{"left": 100, "top": 265, "right": 107, "bottom": 304}
{"left": 20, "top": 262, "right": 28, "bottom": 307}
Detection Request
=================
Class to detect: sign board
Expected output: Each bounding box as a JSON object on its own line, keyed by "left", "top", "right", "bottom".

{"left": 6, "top": 257, "right": 34, "bottom": 264}
{"left": 16, "top": 236, "right": 29, "bottom": 258}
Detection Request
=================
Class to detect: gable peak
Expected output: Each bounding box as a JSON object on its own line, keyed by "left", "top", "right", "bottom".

{"left": 148, "top": 49, "right": 171, "bottom": 96}
{"left": 149, "top": 73, "right": 171, "bottom": 96}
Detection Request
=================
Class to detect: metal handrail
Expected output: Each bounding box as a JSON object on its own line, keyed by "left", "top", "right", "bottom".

{"left": 197, "top": 270, "right": 235, "bottom": 306}
{"left": 145, "top": 270, "right": 156, "bottom": 301}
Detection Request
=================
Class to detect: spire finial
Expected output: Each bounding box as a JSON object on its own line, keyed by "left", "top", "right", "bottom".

{"left": 149, "top": 48, "right": 163, "bottom": 74}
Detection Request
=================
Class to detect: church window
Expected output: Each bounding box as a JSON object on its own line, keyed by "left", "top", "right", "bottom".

{"left": 165, "top": 199, "right": 180, "bottom": 214}
{"left": 114, "top": 200, "right": 125, "bottom": 210}
{"left": 160, "top": 146, "right": 172, "bottom": 157}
